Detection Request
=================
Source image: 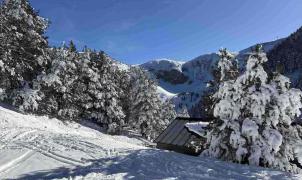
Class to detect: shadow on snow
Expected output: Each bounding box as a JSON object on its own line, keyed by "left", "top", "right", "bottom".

{"left": 14, "top": 149, "right": 297, "bottom": 180}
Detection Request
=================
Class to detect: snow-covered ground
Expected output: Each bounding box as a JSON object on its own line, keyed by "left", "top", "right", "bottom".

{"left": 0, "top": 106, "right": 301, "bottom": 179}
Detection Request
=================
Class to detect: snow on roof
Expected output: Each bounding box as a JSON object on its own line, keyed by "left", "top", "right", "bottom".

{"left": 185, "top": 122, "right": 209, "bottom": 137}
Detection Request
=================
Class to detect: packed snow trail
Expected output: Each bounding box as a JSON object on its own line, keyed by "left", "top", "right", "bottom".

{"left": 0, "top": 106, "right": 301, "bottom": 179}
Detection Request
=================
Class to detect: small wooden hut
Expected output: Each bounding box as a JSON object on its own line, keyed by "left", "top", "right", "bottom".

{"left": 154, "top": 117, "right": 209, "bottom": 156}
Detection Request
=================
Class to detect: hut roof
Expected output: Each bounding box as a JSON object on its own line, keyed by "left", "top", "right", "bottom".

{"left": 154, "top": 117, "right": 208, "bottom": 147}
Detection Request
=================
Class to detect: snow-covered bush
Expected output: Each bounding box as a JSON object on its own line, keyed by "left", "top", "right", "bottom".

{"left": 203, "top": 45, "right": 302, "bottom": 173}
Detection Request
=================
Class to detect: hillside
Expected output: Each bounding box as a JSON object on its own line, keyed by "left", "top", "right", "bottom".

{"left": 0, "top": 105, "right": 301, "bottom": 179}
{"left": 267, "top": 27, "right": 302, "bottom": 87}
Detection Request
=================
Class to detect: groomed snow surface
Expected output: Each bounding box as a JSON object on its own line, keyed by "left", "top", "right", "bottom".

{"left": 0, "top": 106, "right": 301, "bottom": 180}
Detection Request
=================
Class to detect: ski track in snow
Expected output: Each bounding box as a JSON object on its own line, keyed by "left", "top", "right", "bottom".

{"left": 0, "top": 150, "right": 34, "bottom": 174}
{"left": 0, "top": 106, "right": 302, "bottom": 179}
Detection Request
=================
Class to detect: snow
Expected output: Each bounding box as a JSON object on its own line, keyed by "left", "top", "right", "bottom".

{"left": 185, "top": 122, "right": 208, "bottom": 137}
{"left": 0, "top": 106, "right": 301, "bottom": 179}
{"left": 140, "top": 58, "right": 185, "bottom": 72}
{"left": 157, "top": 86, "right": 177, "bottom": 101}
{"left": 242, "top": 118, "right": 259, "bottom": 141}
{"left": 112, "top": 60, "right": 130, "bottom": 71}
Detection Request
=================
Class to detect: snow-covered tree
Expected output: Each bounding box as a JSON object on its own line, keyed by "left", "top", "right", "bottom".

{"left": 0, "top": 0, "right": 48, "bottom": 100}
{"left": 155, "top": 99, "right": 177, "bottom": 138}
{"left": 68, "top": 40, "right": 77, "bottom": 52}
{"left": 77, "top": 51, "right": 125, "bottom": 133}
{"left": 34, "top": 47, "right": 79, "bottom": 117}
{"left": 216, "top": 48, "right": 239, "bottom": 82}
{"left": 34, "top": 47, "right": 126, "bottom": 133}
{"left": 201, "top": 48, "right": 239, "bottom": 119}
{"left": 203, "top": 45, "right": 302, "bottom": 173}
{"left": 124, "top": 67, "right": 176, "bottom": 139}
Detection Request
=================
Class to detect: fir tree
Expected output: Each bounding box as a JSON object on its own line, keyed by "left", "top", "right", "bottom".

{"left": 201, "top": 48, "right": 238, "bottom": 119}
{"left": 203, "top": 46, "right": 302, "bottom": 173}
{"left": 124, "top": 67, "right": 176, "bottom": 139}
{"left": 35, "top": 46, "right": 79, "bottom": 117}
{"left": 78, "top": 51, "right": 125, "bottom": 133}
{"left": 68, "top": 40, "right": 77, "bottom": 52}
{"left": 0, "top": 0, "right": 48, "bottom": 101}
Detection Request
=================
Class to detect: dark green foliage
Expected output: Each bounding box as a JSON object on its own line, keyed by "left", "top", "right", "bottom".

{"left": 68, "top": 40, "right": 77, "bottom": 52}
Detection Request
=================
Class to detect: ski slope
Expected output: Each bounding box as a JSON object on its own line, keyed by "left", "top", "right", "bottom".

{"left": 0, "top": 106, "right": 301, "bottom": 179}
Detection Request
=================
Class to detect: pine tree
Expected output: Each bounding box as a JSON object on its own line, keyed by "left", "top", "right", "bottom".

{"left": 216, "top": 48, "right": 239, "bottom": 82}
{"left": 0, "top": 0, "right": 48, "bottom": 101}
{"left": 35, "top": 46, "right": 79, "bottom": 117}
{"left": 77, "top": 51, "right": 125, "bottom": 133}
{"left": 201, "top": 48, "right": 238, "bottom": 119}
{"left": 68, "top": 40, "right": 77, "bottom": 52}
{"left": 124, "top": 67, "right": 176, "bottom": 139}
{"left": 35, "top": 48, "right": 126, "bottom": 133}
{"left": 203, "top": 46, "right": 302, "bottom": 173}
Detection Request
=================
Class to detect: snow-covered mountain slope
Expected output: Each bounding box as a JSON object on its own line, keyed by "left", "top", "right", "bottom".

{"left": 139, "top": 39, "right": 283, "bottom": 117}
{"left": 140, "top": 58, "right": 185, "bottom": 72}
{"left": 0, "top": 105, "right": 301, "bottom": 179}
{"left": 267, "top": 27, "right": 302, "bottom": 88}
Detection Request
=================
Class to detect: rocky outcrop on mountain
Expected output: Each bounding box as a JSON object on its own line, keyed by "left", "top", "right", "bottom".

{"left": 156, "top": 69, "right": 189, "bottom": 84}
{"left": 140, "top": 59, "right": 188, "bottom": 84}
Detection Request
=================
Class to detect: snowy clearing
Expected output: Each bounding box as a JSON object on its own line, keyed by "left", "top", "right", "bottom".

{"left": 0, "top": 106, "right": 301, "bottom": 179}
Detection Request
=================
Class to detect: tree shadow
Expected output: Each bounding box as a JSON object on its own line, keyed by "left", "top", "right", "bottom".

{"left": 14, "top": 149, "right": 298, "bottom": 180}
{"left": 0, "top": 102, "right": 22, "bottom": 113}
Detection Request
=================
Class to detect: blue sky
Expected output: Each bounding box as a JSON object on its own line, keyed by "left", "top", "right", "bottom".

{"left": 30, "top": 0, "right": 302, "bottom": 64}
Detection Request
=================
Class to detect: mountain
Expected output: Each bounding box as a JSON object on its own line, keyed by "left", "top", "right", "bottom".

{"left": 139, "top": 39, "right": 283, "bottom": 117}
{"left": 114, "top": 27, "right": 302, "bottom": 118}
